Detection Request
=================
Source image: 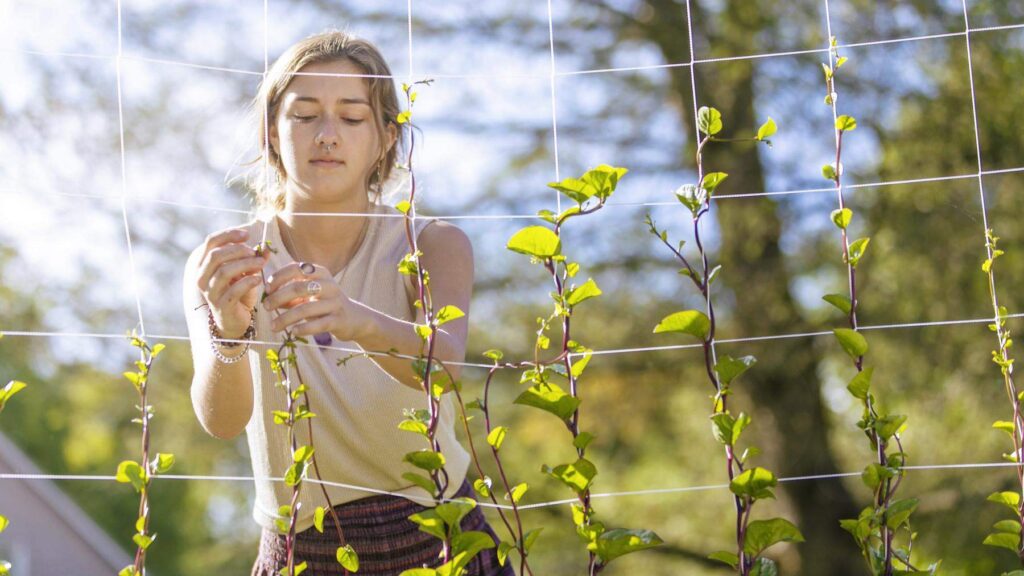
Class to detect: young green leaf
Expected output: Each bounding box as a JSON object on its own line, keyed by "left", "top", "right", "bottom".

{"left": 831, "top": 208, "right": 853, "bottom": 229}
{"left": 336, "top": 545, "right": 359, "bottom": 571}
{"left": 701, "top": 172, "right": 729, "bottom": 194}
{"left": 487, "top": 426, "right": 508, "bottom": 450}
{"left": 403, "top": 450, "right": 446, "bottom": 472}
{"left": 714, "top": 355, "right": 757, "bottom": 385}
{"left": 848, "top": 237, "right": 870, "bottom": 268}
{"left": 744, "top": 518, "right": 805, "bottom": 557}
{"left": 822, "top": 294, "right": 853, "bottom": 315}
{"left": 566, "top": 278, "right": 602, "bottom": 307}
{"left": 757, "top": 117, "right": 777, "bottom": 141}
{"left": 435, "top": 305, "right": 465, "bottom": 326}
{"left": 698, "top": 106, "right": 723, "bottom": 136}
{"left": 836, "top": 115, "right": 858, "bottom": 131}
{"left": 729, "top": 467, "right": 777, "bottom": 500}
{"left": 542, "top": 458, "right": 598, "bottom": 495}
{"left": 588, "top": 528, "right": 664, "bottom": 563}
{"left": 846, "top": 367, "right": 874, "bottom": 400}
{"left": 506, "top": 226, "right": 561, "bottom": 258}
{"left": 514, "top": 382, "right": 581, "bottom": 421}
{"left": 833, "top": 328, "right": 868, "bottom": 359}
{"left": 653, "top": 310, "right": 711, "bottom": 340}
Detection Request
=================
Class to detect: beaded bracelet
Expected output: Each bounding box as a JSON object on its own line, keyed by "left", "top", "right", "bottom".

{"left": 206, "top": 305, "right": 256, "bottom": 364}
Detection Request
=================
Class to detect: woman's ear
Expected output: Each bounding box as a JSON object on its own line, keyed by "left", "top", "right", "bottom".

{"left": 385, "top": 121, "right": 397, "bottom": 152}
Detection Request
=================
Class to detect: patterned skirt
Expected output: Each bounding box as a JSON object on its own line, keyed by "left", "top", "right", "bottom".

{"left": 250, "top": 481, "right": 516, "bottom": 576}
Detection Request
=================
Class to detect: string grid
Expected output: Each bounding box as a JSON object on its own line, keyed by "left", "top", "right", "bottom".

{"left": 1, "top": 0, "right": 1022, "bottom": 544}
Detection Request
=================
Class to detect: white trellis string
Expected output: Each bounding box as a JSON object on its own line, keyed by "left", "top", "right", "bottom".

{"left": 2, "top": 312, "right": 1022, "bottom": 367}
{"left": 6, "top": 22, "right": 1024, "bottom": 81}
{"left": 546, "top": 0, "right": 562, "bottom": 214}
{"left": 8, "top": 163, "right": 1023, "bottom": 220}
{"left": 2, "top": 460, "right": 1020, "bottom": 512}
{"left": 114, "top": 0, "right": 146, "bottom": 337}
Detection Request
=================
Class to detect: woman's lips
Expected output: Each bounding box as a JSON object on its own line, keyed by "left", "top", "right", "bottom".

{"left": 311, "top": 160, "right": 344, "bottom": 167}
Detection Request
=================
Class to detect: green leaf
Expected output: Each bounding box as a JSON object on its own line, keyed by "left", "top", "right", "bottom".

{"left": 588, "top": 528, "right": 664, "bottom": 563}
{"left": 487, "top": 426, "right": 508, "bottom": 450}
{"left": 497, "top": 541, "right": 515, "bottom": 566}
{"left": 118, "top": 566, "right": 138, "bottom": 576}
{"left": 846, "top": 367, "right": 874, "bottom": 400}
{"left": 875, "top": 414, "right": 908, "bottom": 440}
{"left": 831, "top": 208, "right": 853, "bottom": 229}
{"left": 729, "top": 467, "right": 777, "bottom": 500}
{"left": 836, "top": 115, "right": 858, "bottom": 131}
{"left": 833, "top": 328, "right": 868, "bottom": 359}
{"left": 701, "top": 172, "right": 729, "bottom": 194}
{"left": 414, "top": 324, "right": 433, "bottom": 341}
{"left": 509, "top": 483, "right": 529, "bottom": 504}
{"left": 483, "top": 349, "right": 503, "bottom": 361}
{"left": 473, "top": 477, "right": 492, "bottom": 499}
{"left": 0, "top": 515, "right": 7, "bottom": 534}
{"left": 514, "top": 382, "right": 581, "bottom": 421}
{"left": 314, "top": 506, "right": 326, "bottom": 533}
{"left": 885, "top": 498, "right": 918, "bottom": 529}
{"left": 152, "top": 453, "right": 175, "bottom": 474}
{"left": 744, "top": 517, "right": 804, "bottom": 557}
{"left": 436, "top": 305, "right": 465, "bottom": 326}
{"left": 408, "top": 509, "right": 447, "bottom": 540}
{"left": 566, "top": 278, "right": 602, "bottom": 307}
{"left": 653, "top": 310, "right": 710, "bottom": 340}
{"left": 861, "top": 463, "right": 894, "bottom": 490}
{"left": 708, "top": 551, "right": 739, "bottom": 569}
{"left": 507, "top": 226, "right": 561, "bottom": 258}
{"left": 293, "top": 445, "right": 315, "bottom": 463}
{"left": 403, "top": 450, "right": 446, "bottom": 472}
{"left": 272, "top": 410, "right": 291, "bottom": 425}
{"left": 822, "top": 164, "right": 837, "bottom": 181}
{"left": 115, "top": 460, "right": 147, "bottom": 493}
{"left": 994, "top": 519, "right": 1022, "bottom": 534}
{"left": 698, "top": 106, "right": 723, "bottom": 135}
{"left": 395, "top": 200, "right": 412, "bottom": 215}
{"left": 542, "top": 458, "right": 598, "bottom": 495}
{"left": 715, "top": 355, "right": 757, "bottom": 385}
{"left": 547, "top": 165, "right": 627, "bottom": 203}
{"left": 757, "top": 117, "right": 777, "bottom": 141}
{"left": 436, "top": 497, "right": 477, "bottom": 532}
{"left": 523, "top": 527, "right": 543, "bottom": 552}
{"left": 402, "top": 472, "right": 438, "bottom": 493}
{"left": 574, "top": 431, "right": 596, "bottom": 451}
{"left": 570, "top": 350, "right": 592, "bottom": 378}
{"left": 284, "top": 462, "right": 306, "bottom": 486}
{"left": 132, "top": 533, "right": 154, "bottom": 550}
{"left": 123, "top": 371, "right": 142, "bottom": 390}
{"left": 848, "top": 237, "right": 870, "bottom": 268}
{"left": 988, "top": 491, "right": 1021, "bottom": 514}
{"left": 399, "top": 569, "right": 437, "bottom": 576}
{"left": 452, "top": 530, "right": 496, "bottom": 560}
{"left": 984, "top": 531, "right": 1021, "bottom": 552}
{"left": 710, "top": 413, "right": 736, "bottom": 446}
{"left": 0, "top": 380, "right": 25, "bottom": 411}
{"left": 336, "top": 545, "right": 359, "bottom": 571}
{"left": 750, "top": 557, "right": 779, "bottom": 576}
{"left": 822, "top": 294, "right": 852, "bottom": 315}
{"left": 674, "top": 184, "right": 707, "bottom": 214}
{"left": 396, "top": 110, "right": 411, "bottom": 124}
{"left": 398, "top": 419, "right": 430, "bottom": 437}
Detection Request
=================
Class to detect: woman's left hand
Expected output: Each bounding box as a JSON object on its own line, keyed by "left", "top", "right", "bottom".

{"left": 263, "top": 262, "right": 371, "bottom": 341}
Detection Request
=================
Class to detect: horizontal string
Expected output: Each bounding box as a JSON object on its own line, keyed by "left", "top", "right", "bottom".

{"left": 1, "top": 460, "right": 1018, "bottom": 512}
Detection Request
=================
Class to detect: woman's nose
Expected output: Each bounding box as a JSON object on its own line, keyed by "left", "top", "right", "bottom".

{"left": 316, "top": 119, "right": 341, "bottom": 146}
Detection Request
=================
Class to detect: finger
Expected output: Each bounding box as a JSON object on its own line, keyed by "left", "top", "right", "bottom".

{"left": 289, "top": 316, "right": 334, "bottom": 337}
{"left": 266, "top": 262, "right": 328, "bottom": 295}
{"left": 200, "top": 227, "right": 249, "bottom": 266}
{"left": 264, "top": 277, "right": 336, "bottom": 311}
{"left": 270, "top": 300, "right": 334, "bottom": 333}
{"left": 199, "top": 244, "right": 266, "bottom": 292}
{"left": 207, "top": 256, "right": 268, "bottom": 302}
{"left": 217, "top": 275, "right": 262, "bottom": 309}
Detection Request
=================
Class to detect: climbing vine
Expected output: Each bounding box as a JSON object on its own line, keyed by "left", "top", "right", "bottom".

{"left": 115, "top": 333, "right": 174, "bottom": 576}
{"left": 980, "top": 228, "right": 1024, "bottom": 571}
{"left": 0, "top": 333, "right": 26, "bottom": 576}
{"left": 647, "top": 106, "right": 803, "bottom": 575}
{"left": 820, "top": 37, "right": 937, "bottom": 575}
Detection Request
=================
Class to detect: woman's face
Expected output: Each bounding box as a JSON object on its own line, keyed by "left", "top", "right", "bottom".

{"left": 270, "top": 59, "right": 394, "bottom": 205}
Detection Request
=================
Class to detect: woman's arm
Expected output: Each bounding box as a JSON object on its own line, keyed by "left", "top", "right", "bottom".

{"left": 356, "top": 220, "right": 474, "bottom": 389}
{"left": 184, "top": 228, "right": 264, "bottom": 439}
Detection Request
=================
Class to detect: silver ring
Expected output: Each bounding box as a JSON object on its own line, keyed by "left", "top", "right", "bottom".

{"left": 306, "top": 280, "right": 322, "bottom": 297}
{"left": 299, "top": 261, "right": 316, "bottom": 275}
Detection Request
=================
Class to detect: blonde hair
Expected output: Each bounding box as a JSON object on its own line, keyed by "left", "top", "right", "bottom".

{"left": 244, "top": 31, "right": 402, "bottom": 213}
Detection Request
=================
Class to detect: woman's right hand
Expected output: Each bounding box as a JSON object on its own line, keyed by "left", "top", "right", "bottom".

{"left": 196, "top": 227, "right": 269, "bottom": 339}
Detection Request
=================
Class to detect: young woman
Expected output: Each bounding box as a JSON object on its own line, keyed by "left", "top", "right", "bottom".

{"left": 182, "top": 31, "right": 512, "bottom": 575}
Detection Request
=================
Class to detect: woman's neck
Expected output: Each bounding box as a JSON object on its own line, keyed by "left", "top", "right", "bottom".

{"left": 279, "top": 190, "right": 373, "bottom": 276}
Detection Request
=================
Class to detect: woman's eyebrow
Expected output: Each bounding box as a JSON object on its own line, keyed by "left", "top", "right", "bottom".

{"left": 292, "top": 96, "right": 370, "bottom": 106}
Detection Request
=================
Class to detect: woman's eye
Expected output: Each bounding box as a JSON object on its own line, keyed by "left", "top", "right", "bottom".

{"left": 292, "top": 114, "right": 316, "bottom": 121}
{"left": 343, "top": 118, "right": 365, "bottom": 125}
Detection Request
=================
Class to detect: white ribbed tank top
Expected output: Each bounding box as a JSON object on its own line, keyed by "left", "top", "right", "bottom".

{"left": 242, "top": 202, "right": 470, "bottom": 533}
